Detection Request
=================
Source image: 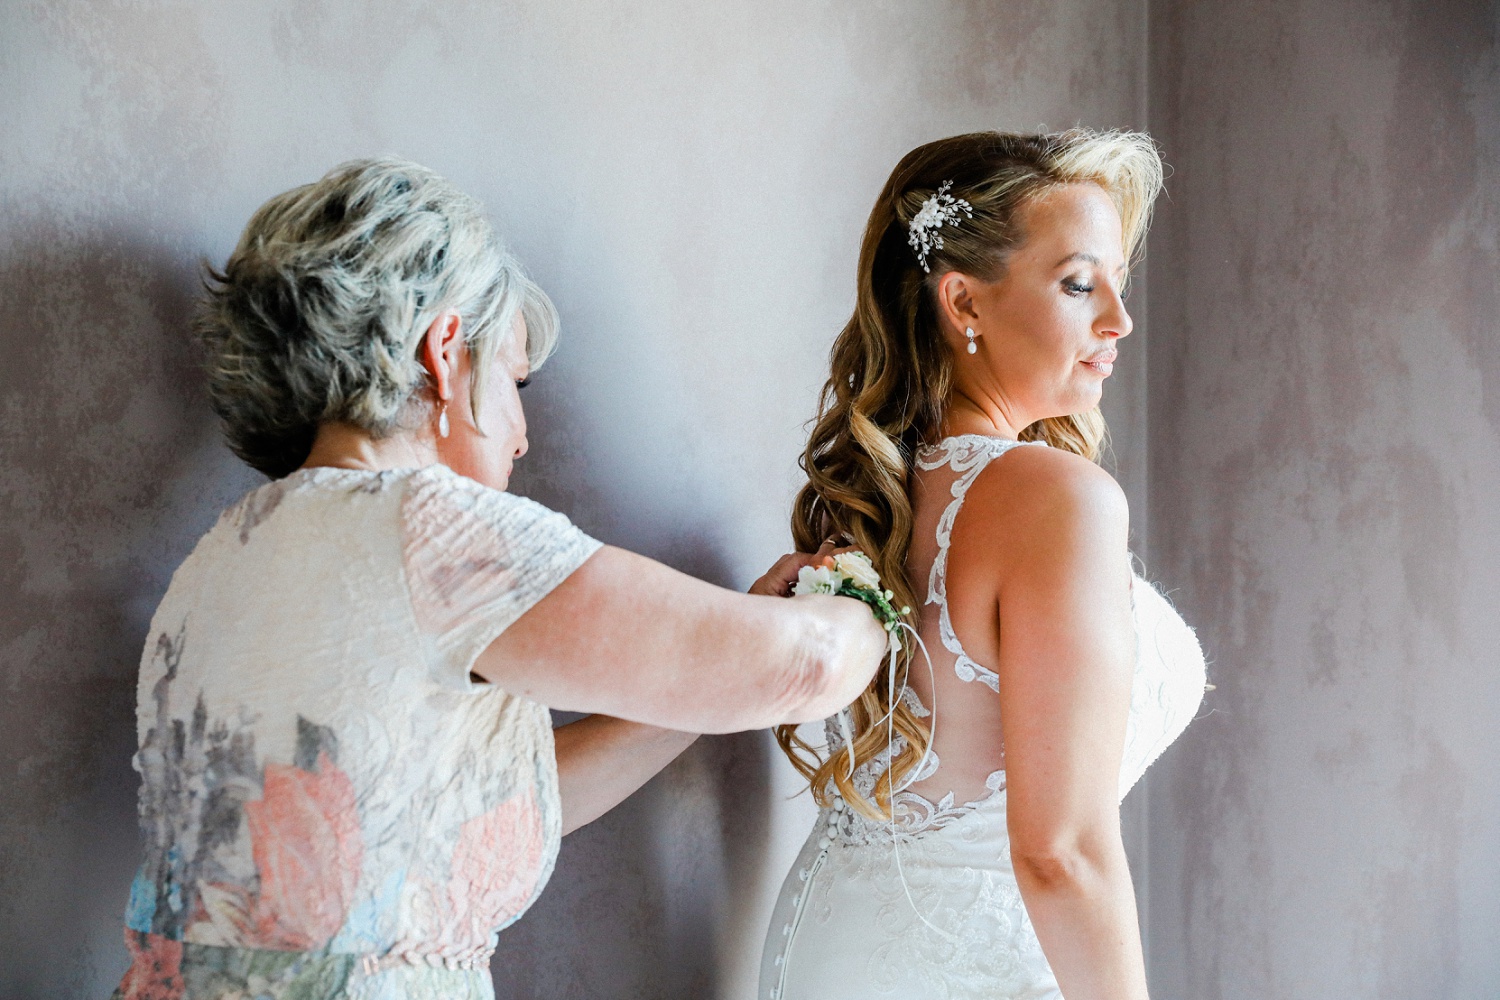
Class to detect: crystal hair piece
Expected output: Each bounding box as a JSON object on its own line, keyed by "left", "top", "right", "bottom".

{"left": 907, "top": 180, "right": 974, "bottom": 273}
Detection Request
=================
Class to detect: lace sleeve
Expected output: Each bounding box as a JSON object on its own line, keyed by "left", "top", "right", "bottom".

{"left": 400, "top": 466, "right": 602, "bottom": 690}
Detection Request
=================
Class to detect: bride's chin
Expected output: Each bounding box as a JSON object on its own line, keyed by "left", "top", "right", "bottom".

{"left": 1073, "top": 383, "right": 1106, "bottom": 408}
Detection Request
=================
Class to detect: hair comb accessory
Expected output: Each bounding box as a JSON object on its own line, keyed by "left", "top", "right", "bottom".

{"left": 907, "top": 180, "right": 974, "bottom": 273}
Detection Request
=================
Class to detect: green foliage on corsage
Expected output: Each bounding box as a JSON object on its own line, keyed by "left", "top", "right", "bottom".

{"left": 791, "top": 551, "right": 912, "bottom": 631}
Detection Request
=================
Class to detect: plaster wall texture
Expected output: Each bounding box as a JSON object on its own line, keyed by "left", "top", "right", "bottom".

{"left": 0, "top": 3, "right": 1148, "bottom": 998}
{"left": 1145, "top": 0, "right": 1500, "bottom": 997}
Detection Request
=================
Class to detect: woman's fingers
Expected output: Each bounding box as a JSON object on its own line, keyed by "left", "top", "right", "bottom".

{"left": 817, "top": 539, "right": 863, "bottom": 561}
{"left": 748, "top": 538, "right": 869, "bottom": 598}
{"left": 748, "top": 551, "right": 822, "bottom": 597}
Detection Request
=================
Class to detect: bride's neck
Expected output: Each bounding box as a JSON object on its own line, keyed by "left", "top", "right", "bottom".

{"left": 939, "top": 393, "right": 1025, "bottom": 441}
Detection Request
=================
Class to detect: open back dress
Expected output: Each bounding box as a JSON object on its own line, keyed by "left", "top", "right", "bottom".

{"left": 759, "top": 435, "right": 1207, "bottom": 1000}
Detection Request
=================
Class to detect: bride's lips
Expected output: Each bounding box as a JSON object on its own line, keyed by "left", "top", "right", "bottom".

{"left": 1081, "top": 349, "right": 1117, "bottom": 376}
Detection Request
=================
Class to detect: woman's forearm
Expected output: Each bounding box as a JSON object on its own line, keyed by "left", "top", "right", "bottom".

{"left": 553, "top": 715, "right": 698, "bottom": 835}
{"left": 1012, "top": 835, "right": 1149, "bottom": 1000}
{"left": 476, "top": 547, "right": 886, "bottom": 732}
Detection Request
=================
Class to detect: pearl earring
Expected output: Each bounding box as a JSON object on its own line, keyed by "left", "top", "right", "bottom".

{"left": 438, "top": 403, "right": 450, "bottom": 439}
{"left": 965, "top": 327, "right": 977, "bottom": 354}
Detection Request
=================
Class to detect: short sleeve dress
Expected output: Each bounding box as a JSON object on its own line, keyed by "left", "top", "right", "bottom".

{"left": 114, "top": 465, "right": 600, "bottom": 1000}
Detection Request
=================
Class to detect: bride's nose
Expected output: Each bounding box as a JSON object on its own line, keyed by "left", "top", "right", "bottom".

{"left": 1100, "top": 289, "right": 1133, "bottom": 339}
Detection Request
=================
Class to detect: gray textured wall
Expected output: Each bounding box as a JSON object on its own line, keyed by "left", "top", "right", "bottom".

{"left": 1145, "top": 0, "right": 1500, "bottom": 997}
{"left": 0, "top": 3, "right": 1147, "bottom": 998}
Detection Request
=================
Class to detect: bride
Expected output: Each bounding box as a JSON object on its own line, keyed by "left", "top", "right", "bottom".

{"left": 755, "top": 130, "right": 1207, "bottom": 1000}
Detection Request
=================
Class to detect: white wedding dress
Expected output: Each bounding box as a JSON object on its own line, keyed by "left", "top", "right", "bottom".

{"left": 759, "top": 435, "right": 1207, "bottom": 1000}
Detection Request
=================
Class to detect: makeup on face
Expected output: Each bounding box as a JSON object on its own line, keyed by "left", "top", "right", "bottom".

{"left": 979, "top": 184, "right": 1132, "bottom": 419}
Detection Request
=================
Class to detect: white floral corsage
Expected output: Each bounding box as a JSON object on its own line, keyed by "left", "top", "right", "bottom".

{"left": 792, "top": 551, "right": 911, "bottom": 631}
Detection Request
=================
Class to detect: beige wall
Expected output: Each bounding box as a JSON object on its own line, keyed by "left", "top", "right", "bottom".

{"left": 1145, "top": 0, "right": 1500, "bottom": 997}
{"left": 11, "top": 3, "right": 1497, "bottom": 999}
{"left": 0, "top": 3, "right": 1148, "bottom": 998}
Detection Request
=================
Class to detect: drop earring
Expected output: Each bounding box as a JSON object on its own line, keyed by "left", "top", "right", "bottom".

{"left": 438, "top": 403, "right": 450, "bottom": 439}
{"left": 965, "top": 327, "right": 977, "bottom": 354}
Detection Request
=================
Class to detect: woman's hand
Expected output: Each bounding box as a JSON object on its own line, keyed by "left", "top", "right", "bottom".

{"left": 747, "top": 538, "right": 854, "bottom": 597}
{"left": 749, "top": 543, "right": 831, "bottom": 597}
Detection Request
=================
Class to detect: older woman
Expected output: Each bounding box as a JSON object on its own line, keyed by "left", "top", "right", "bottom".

{"left": 115, "top": 158, "right": 885, "bottom": 1000}
{"left": 759, "top": 131, "right": 1207, "bottom": 1000}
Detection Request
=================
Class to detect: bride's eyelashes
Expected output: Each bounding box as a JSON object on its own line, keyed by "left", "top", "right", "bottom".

{"left": 1062, "top": 277, "right": 1095, "bottom": 296}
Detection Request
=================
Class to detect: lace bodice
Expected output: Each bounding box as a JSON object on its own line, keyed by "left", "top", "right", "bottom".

{"left": 762, "top": 436, "right": 1207, "bottom": 999}
{"left": 917, "top": 435, "right": 1047, "bottom": 693}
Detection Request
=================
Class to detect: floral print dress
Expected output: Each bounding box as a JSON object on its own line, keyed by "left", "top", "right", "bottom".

{"left": 115, "top": 465, "right": 600, "bottom": 1000}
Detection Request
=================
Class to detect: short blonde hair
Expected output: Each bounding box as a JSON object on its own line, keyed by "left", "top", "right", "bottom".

{"left": 198, "top": 157, "right": 559, "bottom": 477}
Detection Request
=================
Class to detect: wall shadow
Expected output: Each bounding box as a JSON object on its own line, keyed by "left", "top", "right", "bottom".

{"left": 495, "top": 414, "right": 776, "bottom": 998}
{"left": 0, "top": 223, "right": 778, "bottom": 999}
{"left": 0, "top": 224, "right": 263, "bottom": 998}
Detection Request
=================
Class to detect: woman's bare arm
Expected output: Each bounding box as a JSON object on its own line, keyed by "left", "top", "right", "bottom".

{"left": 552, "top": 716, "right": 698, "bottom": 835}
{"left": 546, "top": 548, "right": 842, "bottom": 835}
{"left": 981, "top": 448, "right": 1147, "bottom": 1000}
{"left": 474, "top": 545, "right": 887, "bottom": 733}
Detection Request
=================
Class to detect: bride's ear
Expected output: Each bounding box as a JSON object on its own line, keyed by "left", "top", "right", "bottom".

{"left": 934, "top": 271, "right": 981, "bottom": 347}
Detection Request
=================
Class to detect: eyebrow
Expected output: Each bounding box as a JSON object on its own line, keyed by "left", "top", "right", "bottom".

{"left": 1054, "top": 251, "right": 1128, "bottom": 275}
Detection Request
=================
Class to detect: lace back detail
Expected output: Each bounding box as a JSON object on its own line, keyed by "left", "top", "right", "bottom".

{"left": 914, "top": 436, "right": 1045, "bottom": 693}
{"left": 759, "top": 436, "right": 1208, "bottom": 1000}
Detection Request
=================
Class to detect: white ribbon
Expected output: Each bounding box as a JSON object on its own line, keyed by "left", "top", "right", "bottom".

{"left": 885, "top": 622, "right": 959, "bottom": 942}
{"left": 831, "top": 618, "right": 956, "bottom": 940}
{"left": 836, "top": 706, "right": 857, "bottom": 780}
{"left": 838, "top": 624, "right": 921, "bottom": 782}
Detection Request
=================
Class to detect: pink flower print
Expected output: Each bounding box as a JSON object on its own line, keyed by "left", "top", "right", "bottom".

{"left": 243, "top": 752, "right": 363, "bottom": 950}
{"left": 117, "top": 930, "right": 184, "bottom": 1000}
{"left": 444, "top": 789, "right": 546, "bottom": 948}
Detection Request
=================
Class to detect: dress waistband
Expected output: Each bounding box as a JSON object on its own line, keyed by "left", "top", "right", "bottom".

{"left": 117, "top": 930, "right": 493, "bottom": 1000}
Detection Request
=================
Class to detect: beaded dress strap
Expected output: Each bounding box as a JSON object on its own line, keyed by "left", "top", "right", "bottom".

{"left": 914, "top": 435, "right": 1046, "bottom": 693}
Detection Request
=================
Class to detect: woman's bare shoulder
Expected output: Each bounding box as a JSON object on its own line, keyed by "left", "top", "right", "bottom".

{"left": 963, "top": 445, "right": 1128, "bottom": 553}
{"left": 972, "top": 444, "right": 1126, "bottom": 512}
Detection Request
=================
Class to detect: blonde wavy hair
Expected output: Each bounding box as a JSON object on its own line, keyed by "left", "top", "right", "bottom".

{"left": 776, "top": 129, "right": 1164, "bottom": 818}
